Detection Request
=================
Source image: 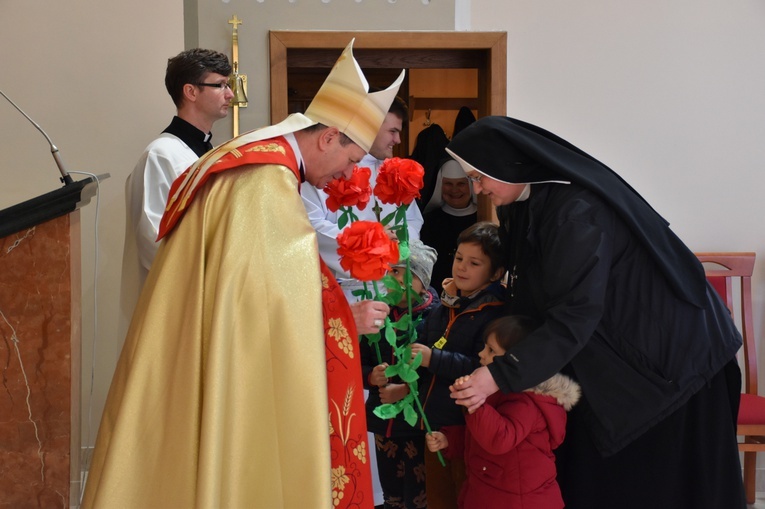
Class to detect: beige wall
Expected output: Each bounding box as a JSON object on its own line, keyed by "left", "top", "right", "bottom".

{"left": 0, "top": 0, "right": 186, "bottom": 448}
{"left": 2, "top": 0, "right": 765, "bottom": 457}
{"left": 471, "top": 0, "right": 765, "bottom": 355}
{"left": 190, "top": 0, "right": 457, "bottom": 134}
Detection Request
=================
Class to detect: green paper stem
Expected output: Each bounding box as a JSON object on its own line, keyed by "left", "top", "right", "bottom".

{"left": 365, "top": 280, "right": 383, "bottom": 365}
{"left": 407, "top": 380, "right": 446, "bottom": 467}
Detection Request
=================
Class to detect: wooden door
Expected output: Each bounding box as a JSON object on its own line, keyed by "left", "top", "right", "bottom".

{"left": 268, "top": 30, "right": 507, "bottom": 221}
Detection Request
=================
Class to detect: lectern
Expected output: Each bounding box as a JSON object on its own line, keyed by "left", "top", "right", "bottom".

{"left": 0, "top": 177, "right": 98, "bottom": 507}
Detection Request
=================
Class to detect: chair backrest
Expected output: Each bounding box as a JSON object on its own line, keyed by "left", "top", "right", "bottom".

{"left": 695, "top": 252, "right": 757, "bottom": 394}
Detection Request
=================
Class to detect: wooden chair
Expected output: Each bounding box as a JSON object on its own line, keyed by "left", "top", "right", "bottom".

{"left": 696, "top": 252, "right": 765, "bottom": 503}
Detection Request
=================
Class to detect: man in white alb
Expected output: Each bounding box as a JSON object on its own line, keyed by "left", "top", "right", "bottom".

{"left": 301, "top": 95, "right": 424, "bottom": 299}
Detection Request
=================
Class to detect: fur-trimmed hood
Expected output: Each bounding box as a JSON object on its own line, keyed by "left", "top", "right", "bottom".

{"left": 524, "top": 372, "right": 581, "bottom": 411}
{"left": 522, "top": 372, "right": 581, "bottom": 450}
{"left": 483, "top": 372, "right": 581, "bottom": 452}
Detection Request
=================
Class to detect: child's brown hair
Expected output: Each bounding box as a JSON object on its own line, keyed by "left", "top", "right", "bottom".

{"left": 456, "top": 221, "right": 506, "bottom": 276}
{"left": 483, "top": 315, "right": 540, "bottom": 351}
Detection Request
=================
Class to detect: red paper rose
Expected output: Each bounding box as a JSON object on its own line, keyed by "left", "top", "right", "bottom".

{"left": 324, "top": 165, "right": 372, "bottom": 212}
{"left": 374, "top": 157, "right": 424, "bottom": 206}
{"left": 337, "top": 221, "right": 400, "bottom": 282}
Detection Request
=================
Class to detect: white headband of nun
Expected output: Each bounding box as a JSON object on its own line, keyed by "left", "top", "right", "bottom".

{"left": 423, "top": 159, "right": 478, "bottom": 214}
{"left": 445, "top": 147, "right": 571, "bottom": 186}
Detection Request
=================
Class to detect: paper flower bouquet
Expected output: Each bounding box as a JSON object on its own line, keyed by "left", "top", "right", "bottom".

{"left": 324, "top": 157, "right": 443, "bottom": 463}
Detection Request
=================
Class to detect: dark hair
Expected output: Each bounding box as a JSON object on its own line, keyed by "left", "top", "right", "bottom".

{"left": 388, "top": 95, "right": 408, "bottom": 124}
{"left": 483, "top": 315, "right": 539, "bottom": 351}
{"left": 456, "top": 221, "right": 506, "bottom": 275}
{"left": 165, "top": 48, "right": 232, "bottom": 107}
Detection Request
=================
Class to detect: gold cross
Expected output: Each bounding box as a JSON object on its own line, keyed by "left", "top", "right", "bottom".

{"left": 228, "top": 15, "right": 243, "bottom": 32}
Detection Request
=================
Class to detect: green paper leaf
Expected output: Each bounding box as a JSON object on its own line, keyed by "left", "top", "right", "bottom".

{"left": 381, "top": 274, "right": 399, "bottom": 290}
{"left": 381, "top": 211, "right": 395, "bottom": 226}
{"left": 394, "top": 313, "right": 412, "bottom": 330}
{"left": 384, "top": 363, "right": 399, "bottom": 378}
{"left": 403, "top": 403, "right": 418, "bottom": 427}
{"left": 410, "top": 351, "right": 423, "bottom": 371}
{"left": 378, "top": 279, "right": 401, "bottom": 305}
{"left": 384, "top": 324, "right": 397, "bottom": 347}
{"left": 338, "top": 212, "right": 349, "bottom": 229}
{"left": 363, "top": 332, "right": 381, "bottom": 345}
{"left": 380, "top": 291, "right": 401, "bottom": 306}
{"left": 398, "top": 242, "right": 410, "bottom": 260}
{"left": 398, "top": 360, "right": 421, "bottom": 383}
{"left": 407, "top": 327, "right": 419, "bottom": 345}
{"left": 395, "top": 206, "right": 407, "bottom": 224}
{"left": 351, "top": 288, "right": 372, "bottom": 300}
{"left": 373, "top": 403, "right": 401, "bottom": 420}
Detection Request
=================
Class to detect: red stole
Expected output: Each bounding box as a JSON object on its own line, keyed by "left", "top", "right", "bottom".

{"left": 158, "top": 137, "right": 299, "bottom": 240}
{"left": 320, "top": 259, "right": 374, "bottom": 508}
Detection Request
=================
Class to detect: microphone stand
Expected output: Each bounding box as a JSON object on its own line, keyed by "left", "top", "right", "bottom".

{"left": 0, "top": 88, "right": 74, "bottom": 185}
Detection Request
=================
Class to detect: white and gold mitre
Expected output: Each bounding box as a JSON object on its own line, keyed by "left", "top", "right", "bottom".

{"left": 304, "top": 38, "right": 405, "bottom": 153}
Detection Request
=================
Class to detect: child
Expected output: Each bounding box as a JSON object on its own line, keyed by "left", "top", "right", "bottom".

{"left": 361, "top": 240, "right": 440, "bottom": 509}
{"left": 410, "top": 221, "right": 507, "bottom": 509}
{"left": 426, "top": 315, "right": 581, "bottom": 509}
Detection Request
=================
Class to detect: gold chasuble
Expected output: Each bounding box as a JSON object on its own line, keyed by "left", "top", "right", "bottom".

{"left": 82, "top": 137, "right": 372, "bottom": 508}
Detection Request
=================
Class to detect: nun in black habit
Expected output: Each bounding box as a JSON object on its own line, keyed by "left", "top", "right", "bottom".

{"left": 445, "top": 116, "right": 745, "bottom": 509}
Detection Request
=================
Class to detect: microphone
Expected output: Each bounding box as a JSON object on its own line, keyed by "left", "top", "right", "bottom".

{"left": 1, "top": 88, "right": 74, "bottom": 185}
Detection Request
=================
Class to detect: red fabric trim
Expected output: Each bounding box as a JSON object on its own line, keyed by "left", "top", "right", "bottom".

{"left": 158, "top": 137, "right": 298, "bottom": 240}
{"left": 320, "top": 260, "right": 374, "bottom": 508}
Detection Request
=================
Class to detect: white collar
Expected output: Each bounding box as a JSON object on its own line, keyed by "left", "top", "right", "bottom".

{"left": 283, "top": 132, "right": 304, "bottom": 174}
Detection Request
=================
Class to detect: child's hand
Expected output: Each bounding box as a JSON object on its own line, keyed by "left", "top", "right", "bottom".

{"left": 379, "top": 383, "right": 409, "bottom": 404}
{"left": 369, "top": 364, "right": 389, "bottom": 387}
{"left": 426, "top": 431, "right": 448, "bottom": 452}
{"left": 410, "top": 343, "right": 432, "bottom": 368}
{"left": 449, "top": 375, "right": 471, "bottom": 393}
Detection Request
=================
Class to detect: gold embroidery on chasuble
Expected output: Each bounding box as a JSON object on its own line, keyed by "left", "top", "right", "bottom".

{"left": 353, "top": 441, "right": 368, "bottom": 464}
{"left": 246, "top": 142, "right": 287, "bottom": 155}
{"left": 328, "top": 317, "right": 355, "bottom": 359}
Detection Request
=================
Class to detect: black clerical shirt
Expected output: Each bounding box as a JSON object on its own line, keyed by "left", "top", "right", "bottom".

{"left": 162, "top": 116, "right": 213, "bottom": 157}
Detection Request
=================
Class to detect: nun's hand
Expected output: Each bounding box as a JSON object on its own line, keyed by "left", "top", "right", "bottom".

{"left": 449, "top": 366, "right": 499, "bottom": 413}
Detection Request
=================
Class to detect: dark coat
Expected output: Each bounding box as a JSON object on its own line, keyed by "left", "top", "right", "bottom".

{"left": 442, "top": 373, "right": 580, "bottom": 509}
{"left": 490, "top": 183, "right": 741, "bottom": 455}
{"left": 409, "top": 123, "right": 450, "bottom": 211}
{"left": 361, "top": 287, "right": 440, "bottom": 436}
{"left": 417, "top": 281, "right": 506, "bottom": 429}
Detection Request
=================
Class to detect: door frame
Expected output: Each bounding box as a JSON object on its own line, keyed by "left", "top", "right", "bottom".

{"left": 268, "top": 30, "right": 507, "bottom": 220}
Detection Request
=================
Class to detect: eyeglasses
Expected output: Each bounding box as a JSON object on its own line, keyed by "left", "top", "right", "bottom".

{"left": 196, "top": 82, "right": 232, "bottom": 90}
{"left": 466, "top": 174, "right": 483, "bottom": 183}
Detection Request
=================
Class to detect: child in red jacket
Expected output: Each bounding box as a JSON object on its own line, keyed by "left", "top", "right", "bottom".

{"left": 426, "top": 315, "right": 581, "bottom": 509}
